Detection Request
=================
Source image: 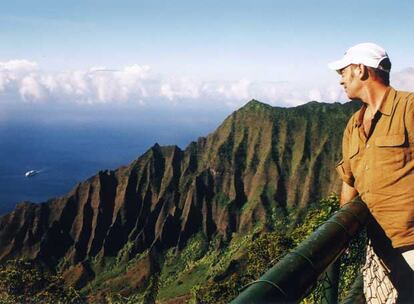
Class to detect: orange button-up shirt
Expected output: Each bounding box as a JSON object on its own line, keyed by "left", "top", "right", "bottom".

{"left": 336, "top": 87, "right": 414, "bottom": 248}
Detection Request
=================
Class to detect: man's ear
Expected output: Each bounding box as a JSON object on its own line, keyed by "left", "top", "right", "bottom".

{"left": 359, "top": 64, "right": 369, "bottom": 81}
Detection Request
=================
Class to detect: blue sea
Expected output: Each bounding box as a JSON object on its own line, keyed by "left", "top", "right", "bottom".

{"left": 0, "top": 119, "right": 220, "bottom": 215}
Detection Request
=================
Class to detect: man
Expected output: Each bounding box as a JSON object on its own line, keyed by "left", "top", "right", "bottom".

{"left": 329, "top": 43, "right": 414, "bottom": 302}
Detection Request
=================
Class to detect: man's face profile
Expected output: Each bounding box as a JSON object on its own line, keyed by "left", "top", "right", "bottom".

{"left": 339, "top": 65, "right": 359, "bottom": 100}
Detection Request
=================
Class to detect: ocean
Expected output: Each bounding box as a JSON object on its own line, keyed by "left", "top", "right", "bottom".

{"left": 0, "top": 121, "right": 215, "bottom": 215}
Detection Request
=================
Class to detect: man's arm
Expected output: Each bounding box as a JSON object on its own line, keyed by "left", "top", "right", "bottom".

{"left": 339, "top": 181, "right": 358, "bottom": 206}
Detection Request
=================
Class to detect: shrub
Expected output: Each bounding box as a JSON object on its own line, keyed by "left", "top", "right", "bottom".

{"left": 0, "top": 259, "right": 83, "bottom": 303}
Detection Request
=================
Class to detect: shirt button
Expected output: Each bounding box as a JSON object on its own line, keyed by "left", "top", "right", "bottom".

{"left": 366, "top": 144, "right": 370, "bottom": 148}
{"left": 365, "top": 165, "right": 369, "bottom": 170}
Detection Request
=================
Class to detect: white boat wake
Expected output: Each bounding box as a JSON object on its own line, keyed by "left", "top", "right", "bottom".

{"left": 25, "top": 170, "right": 39, "bottom": 177}
{"left": 24, "top": 168, "right": 47, "bottom": 177}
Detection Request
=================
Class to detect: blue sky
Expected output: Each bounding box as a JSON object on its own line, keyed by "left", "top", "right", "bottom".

{"left": 0, "top": 0, "right": 414, "bottom": 119}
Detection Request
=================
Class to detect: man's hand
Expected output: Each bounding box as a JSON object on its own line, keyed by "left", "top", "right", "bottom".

{"left": 340, "top": 181, "right": 358, "bottom": 206}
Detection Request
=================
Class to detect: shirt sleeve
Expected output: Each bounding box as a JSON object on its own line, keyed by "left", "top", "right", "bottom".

{"left": 336, "top": 116, "right": 355, "bottom": 187}
{"left": 404, "top": 93, "right": 414, "bottom": 142}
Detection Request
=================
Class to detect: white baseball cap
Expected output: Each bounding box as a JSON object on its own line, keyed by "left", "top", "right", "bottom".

{"left": 328, "top": 43, "right": 390, "bottom": 72}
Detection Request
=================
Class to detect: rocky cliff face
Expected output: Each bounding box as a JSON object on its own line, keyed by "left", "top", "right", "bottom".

{"left": 0, "top": 99, "right": 359, "bottom": 273}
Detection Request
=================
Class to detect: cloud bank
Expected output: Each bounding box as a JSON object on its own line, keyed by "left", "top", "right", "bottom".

{"left": 0, "top": 59, "right": 344, "bottom": 108}
{"left": 1, "top": 60, "right": 413, "bottom": 109}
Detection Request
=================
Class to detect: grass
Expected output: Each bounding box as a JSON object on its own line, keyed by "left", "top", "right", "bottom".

{"left": 157, "top": 232, "right": 253, "bottom": 302}
{"left": 80, "top": 257, "right": 127, "bottom": 295}
{"left": 157, "top": 263, "right": 209, "bottom": 300}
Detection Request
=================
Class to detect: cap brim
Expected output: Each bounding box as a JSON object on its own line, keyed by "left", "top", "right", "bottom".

{"left": 328, "top": 58, "right": 351, "bottom": 71}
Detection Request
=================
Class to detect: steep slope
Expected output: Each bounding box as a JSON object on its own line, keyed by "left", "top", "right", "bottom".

{"left": 0, "top": 99, "right": 360, "bottom": 296}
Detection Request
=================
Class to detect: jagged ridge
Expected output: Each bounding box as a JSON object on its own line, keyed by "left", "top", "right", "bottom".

{"left": 0, "top": 99, "right": 360, "bottom": 287}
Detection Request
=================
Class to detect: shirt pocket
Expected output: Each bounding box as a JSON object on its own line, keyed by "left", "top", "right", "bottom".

{"left": 375, "top": 134, "right": 406, "bottom": 147}
{"left": 374, "top": 134, "right": 407, "bottom": 175}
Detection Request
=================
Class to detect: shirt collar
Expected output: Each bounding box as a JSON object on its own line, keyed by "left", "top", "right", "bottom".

{"left": 378, "top": 86, "right": 395, "bottom": 116}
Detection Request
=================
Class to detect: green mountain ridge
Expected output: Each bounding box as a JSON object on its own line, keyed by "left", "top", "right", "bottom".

{"left": 0, "top": 99, "right": 361, "bottom": 302}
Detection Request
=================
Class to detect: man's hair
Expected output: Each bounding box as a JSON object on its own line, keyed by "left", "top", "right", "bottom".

{"left": 367, "top": 58, "right": 391, "bottom": 85}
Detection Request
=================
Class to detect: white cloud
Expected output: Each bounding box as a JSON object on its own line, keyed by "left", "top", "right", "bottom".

{"left": 393, "top": 68, "right": 414, "bottom": 92}
{"left": 19, "top": 75, "right": 47, "bottom": 102}
{"left": 0, "top": 59, "right": 413, "bottom": 108}
{"left": 0, "top": 59, "right": 38, "bottom": 92}
{"left": 0, "top": 59, "right": 37, "bottom": 74}
{"left": 306, "top": 85, "right": 347, "bottom": 104}
{"left": 160, "top": 77, "right": 200, "bottom": 100}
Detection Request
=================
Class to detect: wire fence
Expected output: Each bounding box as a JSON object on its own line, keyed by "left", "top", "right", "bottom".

{"left": 362, "top": 241, "right": 397, "bottom": 304}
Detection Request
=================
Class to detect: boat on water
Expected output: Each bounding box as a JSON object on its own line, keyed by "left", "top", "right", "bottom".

{"left": 25, "top": 170, "right": 38, "bottom": 177}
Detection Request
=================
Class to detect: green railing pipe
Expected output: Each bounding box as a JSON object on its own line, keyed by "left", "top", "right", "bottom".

{"left": 231, "top": 200, "right": 369, "bottom": 304}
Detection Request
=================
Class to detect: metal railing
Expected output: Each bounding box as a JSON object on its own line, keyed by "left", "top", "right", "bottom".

{"left": 231, "top": 200, "right": 369, "bottom": 303}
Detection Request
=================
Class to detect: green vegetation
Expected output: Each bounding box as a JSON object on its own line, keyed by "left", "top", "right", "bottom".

{"left": 189, "top": 194, "right": 366, "bottom": 304}
{"left": 0, "top": 200, "right": 365, "bottom": 304}
{"left": 84, "top": 257, "right": 126, "bottom": 294}
{"left": 158, "top": 233, "right": 209, "bottom": 300}
{"left": 81, "top": 249, "right": 152, "bottom": 298}
{"left": 0, "top": 259, "right": 83, "bottom": 303}
{"left": 214, "top": 192, "right": 231, "bottom": 207}
{"left": 190, "top": 231, "right": 293, "bottom": 304}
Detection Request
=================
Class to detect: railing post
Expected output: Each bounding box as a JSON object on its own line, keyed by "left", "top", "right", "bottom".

{"left": 322, "top": 259, "right": 340, "bottom": 304}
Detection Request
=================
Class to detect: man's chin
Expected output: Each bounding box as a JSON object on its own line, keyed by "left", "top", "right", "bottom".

{"left": 346, "top": 93, "right": 356, "bottom": 100}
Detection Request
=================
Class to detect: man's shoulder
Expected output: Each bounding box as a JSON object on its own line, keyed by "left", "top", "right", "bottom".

{"left": 396, "top": 91, "right": 414, "bottom": 118}
{"left": 349, "top": 104, "right": 363, "bottom": 120}
{"left": 344, "top": 106, "right": 362, "bottom": 131}
{"left": 394, "top": 88, "right": 414, "bottom": 102}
